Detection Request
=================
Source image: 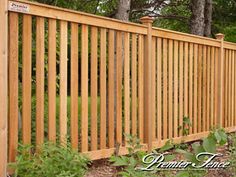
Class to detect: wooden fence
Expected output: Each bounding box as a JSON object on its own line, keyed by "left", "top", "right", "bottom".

{"left": 1, "top": 0, "right": 236, "bottom": 174}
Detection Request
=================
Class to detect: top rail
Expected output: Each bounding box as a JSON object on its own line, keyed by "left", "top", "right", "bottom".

{"left": 8, "top": 0, "right": 148, "bottom": 35}
{"left": 152, "top": 27, "right": 221, "bottom": 47}
{"left": 224, "top": 41, "right": 236, "bottom": 50}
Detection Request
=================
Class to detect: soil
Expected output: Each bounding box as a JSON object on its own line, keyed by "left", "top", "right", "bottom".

{"left": 85, "top": 142, "right": 235, "bottom": 177}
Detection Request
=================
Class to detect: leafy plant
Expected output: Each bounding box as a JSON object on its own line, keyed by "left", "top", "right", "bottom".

{"left": 110, "top": 135, "right": 175, "bottom": 177}
{"left": 9, "top": 142, "right": 90, "bottom": 177}
{"left": 175, "top": 128, "right": 228, "bottom": 177}
{"left": 228, "top": 133, "right": 236, "bottom": 175}
{"left": 178, "top": 116, "right": 192, "bottom": 136}
{"left": 109, "top": 134, "right": 148, "bottom": 177}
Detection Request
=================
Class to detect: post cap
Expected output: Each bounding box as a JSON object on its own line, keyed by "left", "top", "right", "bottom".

{"left": 215, "top": 33, "right": 224, "bottom": 40}
{"left": 140, "top": 16, "right": 154, "bottom": 24}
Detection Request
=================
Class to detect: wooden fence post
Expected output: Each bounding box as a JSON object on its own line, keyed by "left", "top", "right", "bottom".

{"left": 140, "top": 16, "right": 154, "bottom": 152}
{"left": 0, "top": 0, "right": 8, "bottom": 176}
{"left": 216, "top": 33, "right": 224, "bottom": 127}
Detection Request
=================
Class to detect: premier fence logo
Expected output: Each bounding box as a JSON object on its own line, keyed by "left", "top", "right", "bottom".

{"left": 138, "top": 152, "right": 230, "bottom": 171}
{"left": 9, "top": 2, "right": 30, "bottom": 13}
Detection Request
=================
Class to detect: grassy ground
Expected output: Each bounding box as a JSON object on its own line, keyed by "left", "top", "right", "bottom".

{"left": 19, "top": 96, "right": 100, "bottom": 145}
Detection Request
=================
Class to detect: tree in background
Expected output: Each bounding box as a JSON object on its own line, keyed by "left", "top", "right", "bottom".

{"left": 33, "top": 0, "right": 236, "bottom": 41}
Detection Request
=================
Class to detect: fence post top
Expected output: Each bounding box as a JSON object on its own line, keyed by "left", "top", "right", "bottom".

{"left": 215, "top": 33, "right": 224, "bottom": 40}
{"left": 140, "top": 16, "right": 154, "bottom": 24}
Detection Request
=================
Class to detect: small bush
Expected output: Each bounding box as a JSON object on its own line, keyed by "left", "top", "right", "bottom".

{"left": 10, "top": 142, "right": 90, "bottom": 177}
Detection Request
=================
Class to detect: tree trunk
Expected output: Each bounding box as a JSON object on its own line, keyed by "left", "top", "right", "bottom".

{"left": 115, "top": 0, "right": 131, "bottom": 21}
{"left": 190, "top": 0, "right": 205, "bottom": 36}
{"left": 204, "top": 0, "right": 212, "bottom": 37}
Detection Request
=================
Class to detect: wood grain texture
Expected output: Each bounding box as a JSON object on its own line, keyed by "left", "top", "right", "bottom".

{"left": 81, "top": 24, "right": 88, "bottom": 152}
{"left": 100, "top": 28, "right": 107, "bottom": 149}
{"left": 157, "top": 38, "right": 162, "bottom": 141}
{"left": 189, "top": 43, "right": 193, "bottom": 134}
{"left": 168, "top": 39, "right": 173, "bottom": 138}
{"left": 71, "top": 23, "right": 79, "bottom": 150}
{"left": 36, "top": 17, "right": 45, "bottom": 145}
{"left": 91, "top": 26, "right": 98, "bottom": 150}
{"left": 124, "top": 32, "right": 130, "bottom": 139}
{"left": 138, "top": 35, "right": 144, "bottom": 142}
{"left": 202, "top": 46, "right": 207, "bottom": 131}
{"left": 173, "top": 40, "right": 178, "bottom": 137}
{"left": 163, "top": 38, "right": 168, "bottom": 139}
{"left": 0, "top": 1, "right": 8, "bottom": 175}
{"left": 197, "top": 45, "right": 203, "bottom": 132}
{"left": 152, "top": 37, "right": 156, "bottom": 140}
{"left": 132, "top": 34, "right": 137, "bottom": 136}
{"left": 8, "top": 12, "right": 18, "bottom": 162}
{"left": 179, "top": 42, "right": 184, "bottom": 136}
{"left": 184, "top": 42, "right": 189, "bottom": 118}
{"left": 48, "top": 19, "right": 57, "bottom": 142}
{"left": 193, "top": 44, "right": 198, "bottom": 134}
{"left": 116, "top": 31, "right": 123, "bottom": 144}
{"left": 59, "top": 20, "right": 68, "bottom": 145}
{"left": 22, "top": 14, "right": 32, "bottom": 144}
{"left": 108, "top": 29, "right": 114, "bottom": 148}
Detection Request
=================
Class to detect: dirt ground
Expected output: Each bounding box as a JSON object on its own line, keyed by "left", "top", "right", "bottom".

{"left": 85, "top": 143, "right": 235, "bottom": 177}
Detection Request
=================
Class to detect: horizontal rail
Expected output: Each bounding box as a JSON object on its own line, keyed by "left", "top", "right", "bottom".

{"left": 8, "top": 0, "right": 148, "bottom": 34}
{"left": 224, "top": 41, "right": 236, "bottom": 50}
{"left": 152, "top": 27, "right": 221, "bottom": 47}
{"left": 153, "top": 126, "right": 236, "bottom": 149}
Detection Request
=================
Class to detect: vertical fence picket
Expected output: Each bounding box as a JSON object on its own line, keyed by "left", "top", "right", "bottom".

{"left": 59, "top": 21, "right": 68, "bottom": 145}
{"left": 81, "top": 24, "right": 88, "bottom": 152}
{"left": 197, "top": 45, "right": 203, "bottom": 132}
{"left": 132, "top": 34, "right": 137, "bottom": 136}
{"left": 202, "top": 46, "right": 207, "bottom": 131}
{"left": 124, "top": 32, "right": 130, "bottom": 138}
{"left": 225, "top": 49, "right": 229, "bottom": 127}
{"left": 229, "top": 50, "right": 232, "bottom": 127}
{"left": 173, "top": 40, "right": 178, "bottom": 137}
{"left": 138, "top": 35, "right": 144, "bottom": 142}
{"left": 100, "top": 28, "right": 107, "bottom": 149}
{"left": 9, "top": 12, "right": 18, "bottom": 162}
{"left": 22, "top": 14, "right": 32, "bottom": 144}
{"left": 184, "top": 42, "right": 189, "bottom": 119}
{"left": 71, "top": 23, "right": 79, "bottom": 150}
{"left": 214, "top": 48, "right": 219, "bottom": 126}
{"left": 189, "top": 43, "right": 193, "bottom": 134}
{"left": 157, "top": 38, "right": 162, "bottom": 141}
{"left": 179, "top": 42, "right": 184, "bottom": 136}
{"left": 163, "top": 39, "right": 168, "bottom": 139}
{"left": 206, "top": 46, "right": 211, "bottom": 131}
{"left": 193, "top": 44, "right": 198, "bottom": 134}
{"left": 116, "top": 31, "right": 123, "bottom": 145}
{"left": 232, "top": 51, "right": 235, "bottom": 127}
{"left": 48, "top": 19, "right": 57, "bottom": 142}
{"left": 152, "top": 37, "right": 156, "bottom": 139}
{"left": 91, "top": 26, "right": 98, "bottom": 150}
{"left": 36, "top": 17, "right": 45, "bottom": 145}
{"left": 108, "top": 29, "right": 114, "bottom": 148}
{"left": 168, "top": 40, "right": 173, "bottom": 138}
{"left": 211, "top": 47, "right": 215, "bottom": 128}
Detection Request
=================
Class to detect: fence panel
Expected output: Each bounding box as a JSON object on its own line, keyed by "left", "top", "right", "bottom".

{"left": 6, "top": 0, "right": 236, "bottom": 165}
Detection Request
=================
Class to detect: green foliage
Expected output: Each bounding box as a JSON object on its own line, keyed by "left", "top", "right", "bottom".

{"left": 9, "top": 142, "right": 90, "bottom": 177}
{"left": 178, "top": 116, "right": 192, "bottom": 136}
{"left": 109, "top": 134, "right": 148, "bottom": 177}
{"left": 175, "top": 128, "right": 228, "bottom": 177}
{"left": 153, "top": 0, "right": 191, "bottom": 33}
{"left": 110, "top": 136, "right": 176, "bottom": 177}
{"left": 212, "top": 0, "right": 236, "bottom": 42}
{"left": 228, "top": 133, "right": 236, "bottom": 175}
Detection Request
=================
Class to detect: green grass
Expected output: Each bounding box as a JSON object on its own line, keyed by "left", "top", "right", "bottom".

{"left": 19, "top": 95, "right": 100, "bottom": 146}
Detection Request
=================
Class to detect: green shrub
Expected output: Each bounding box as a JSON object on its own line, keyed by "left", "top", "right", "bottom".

{"left": 10, "top": 142, "right": 90, "bottom": 177}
